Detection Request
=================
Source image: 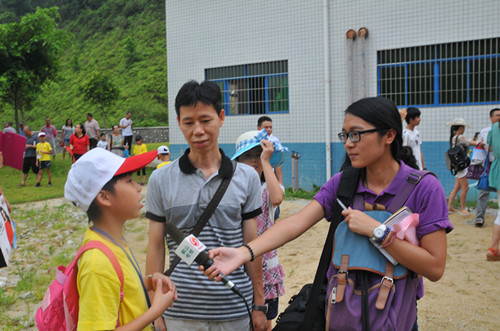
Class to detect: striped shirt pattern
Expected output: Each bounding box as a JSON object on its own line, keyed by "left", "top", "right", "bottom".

{"left": 146, "top": 149, "right": 262, "bottom": 321}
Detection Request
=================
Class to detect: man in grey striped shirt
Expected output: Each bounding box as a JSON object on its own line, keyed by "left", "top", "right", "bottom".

{"left": 146, "top": 80, "right": 267, "bottom": 331}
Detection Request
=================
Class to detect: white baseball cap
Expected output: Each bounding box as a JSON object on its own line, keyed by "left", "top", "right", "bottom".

{"left": 157, "top": 145, "right": 170, "bottom": 154}
{"left": 64, "top": 148, "right": 157, "bottom": 211}
{"left": 38, "top": 132, "right": 46, "bottom": 137}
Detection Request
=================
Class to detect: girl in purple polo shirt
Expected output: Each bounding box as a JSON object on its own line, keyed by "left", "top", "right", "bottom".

{"left": 207, "top": 97, "right": 453, "bottom": 331}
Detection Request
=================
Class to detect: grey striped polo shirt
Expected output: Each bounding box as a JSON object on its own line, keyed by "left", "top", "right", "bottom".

{"left": 146, "top": 149, "right": 262, "bottom": 321}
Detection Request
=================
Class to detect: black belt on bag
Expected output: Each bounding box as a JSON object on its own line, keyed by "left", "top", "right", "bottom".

{"left": 164, "top": 161, "right": 237, "bottom": 276}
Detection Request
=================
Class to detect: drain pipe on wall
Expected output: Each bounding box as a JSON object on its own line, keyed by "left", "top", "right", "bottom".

{"left": 323, "top": 0, "right": 332, "bottom": 180}
{"left": 346, "top": 29, "right": 357, "bottom": 106}
{"left": 357, "top": 27, "right": 369, "bottom": 99}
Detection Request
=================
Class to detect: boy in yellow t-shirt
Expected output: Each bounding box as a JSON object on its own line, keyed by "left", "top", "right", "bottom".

{"left": 64, "top": 148, "right": 177, "bottom": 330}
{"left": 132, "top": 135, "right": 148, "bottom": 185}
{"left": 35, "top": 132, "right": 53, "bottom": 187}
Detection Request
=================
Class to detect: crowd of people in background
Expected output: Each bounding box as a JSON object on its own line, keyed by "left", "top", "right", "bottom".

{"left": 2, "top": 111, "right": 170, "bottom": 189}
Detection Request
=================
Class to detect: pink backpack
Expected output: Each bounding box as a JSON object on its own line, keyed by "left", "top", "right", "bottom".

{"left": 36, "top": 240, "right": 124, "bottom": 331}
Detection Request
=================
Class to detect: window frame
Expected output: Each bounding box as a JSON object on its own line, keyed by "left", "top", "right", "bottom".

{"left": 206, "top": 61, "right": 289, "bottom": 116}
{"left": 377, "top": 38, "right": 500, "bottom": 107}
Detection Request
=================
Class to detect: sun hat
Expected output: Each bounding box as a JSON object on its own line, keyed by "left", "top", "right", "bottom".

{"left": 64, "top": 148, "right": 157, "bottom": 212}
{"left": 446, "top": 118, "right": 471, "bottom": 127}
{"left": 157, "top": 145, "right": 170, "bottom": 154}
{"left": 38, "top": 132, "right": 46, "bottom": 137}
{"left": 231, "top": 129, "right": 287, "bottom": 168}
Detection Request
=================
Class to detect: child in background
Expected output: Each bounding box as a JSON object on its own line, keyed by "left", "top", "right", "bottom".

{"left": 232, "top": 130, "right": 285, "bottom": 330}
{"left": 35, "top": 132, "right": 53, "bottom": 187}
{"left": 156, "top": 145, "right": 171, "bottom": 169}
{"left": 64, "top": 148, "right": 177, "bottom": 330}
{"left": 132, "top": 135, "right": 148, "bottom": 185}
{"left": 97, "top": 133, "right": 108, "bottom": 149}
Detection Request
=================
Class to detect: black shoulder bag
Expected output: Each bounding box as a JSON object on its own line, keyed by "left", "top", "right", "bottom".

{"left": 164, "top": 161, "right": 237, "bottom": 276}
{"left": 273, "top": 166, "right": 360, "bottom": 331}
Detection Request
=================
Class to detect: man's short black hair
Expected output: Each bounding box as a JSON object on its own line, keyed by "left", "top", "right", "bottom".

{"left": 257, "top": 116, "right": 272, "bottom": 127}
{"left": 135, "top": 135, "right": 143, "bottom": 142}
{"left": 87, "top": 113, "right": 93, "bottom": 118}
{"left": 405, "top": 107, "right": 421, "bottom": 124}
{"left": 100, "top": 132, "right": 106, "bottom": 137}
{"left": 490, "top": 108, "right": 500, "bottom": 117}
{"left": 86, "top": 173, "right": 128, "bottom": 222}
{"left": 174, "top": 80, "right": 222, "bottom": 116}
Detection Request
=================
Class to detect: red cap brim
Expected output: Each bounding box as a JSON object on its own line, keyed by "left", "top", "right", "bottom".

{"left": 116, "top": 150, "right": 158, "bottom": 175}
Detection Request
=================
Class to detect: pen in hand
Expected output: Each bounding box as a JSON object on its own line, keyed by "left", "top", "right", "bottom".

{"left": 336, "top": 198, "right": 348, "bottom": 210}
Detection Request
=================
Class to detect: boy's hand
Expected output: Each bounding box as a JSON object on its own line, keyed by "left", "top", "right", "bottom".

{"left": 151, "top": 278, "right": 177, "bottom": 316}
{"left": 260, "top": 140, "right": 274, "bottom": 163}
{"left": 147, "top": 272, "right": 176, "bottom": 296}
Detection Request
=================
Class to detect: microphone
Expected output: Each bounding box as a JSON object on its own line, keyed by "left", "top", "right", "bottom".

{"left": 163, "top": 222, "right": 242, "bottom": 296}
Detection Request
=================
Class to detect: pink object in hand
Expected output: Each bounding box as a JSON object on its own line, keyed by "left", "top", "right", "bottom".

{"left": 393, "top": 213, "right": 419, "bottom": 245}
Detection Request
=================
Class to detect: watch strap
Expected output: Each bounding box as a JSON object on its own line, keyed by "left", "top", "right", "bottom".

{"left": 252, "top": 303, "right": 268, "bottom": 313}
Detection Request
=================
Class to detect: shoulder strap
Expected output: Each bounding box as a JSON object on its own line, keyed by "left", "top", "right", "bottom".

{"left": 73, "top": 240, "right": 124, "bottom": 294}
{"left": 299, "top": 166, "right": 360, "bottom": 331}
{"left": 72, "top": 240, "right": 124, "bottom": 326}
{"left": 386, "top": 170, "right": 434, "bottom": 213}
{"left": 165, "top": 161, "right": 238, "bottom": 276}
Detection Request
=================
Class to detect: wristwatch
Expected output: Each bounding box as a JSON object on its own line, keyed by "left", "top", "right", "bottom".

{"left": 371, "top": 224, "right": 387, "bottom": 242}
{"left": 252, "top": 303, "right": 268, "bottom": 314}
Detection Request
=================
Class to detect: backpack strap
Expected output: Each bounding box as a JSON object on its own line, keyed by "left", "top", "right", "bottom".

{"left": 73, "top": 240, "right": 124, "bottom": 326}
{"left": 387, "top": 170, "right": 435, "bottom": 213}
{"left": 299, "top": 166, "right": 360, "bottom": 331}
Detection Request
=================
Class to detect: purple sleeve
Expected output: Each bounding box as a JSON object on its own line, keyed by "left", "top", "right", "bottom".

{"left": 313, "top": 172, "right": 343, "bottom": 221}
{"left": 406, "top": 175, "right": 453, "bottom": 239}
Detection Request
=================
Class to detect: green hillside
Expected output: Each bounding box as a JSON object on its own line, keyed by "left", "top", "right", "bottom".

{"left": 0, "top": 0, "right": 168, "bottom": 130}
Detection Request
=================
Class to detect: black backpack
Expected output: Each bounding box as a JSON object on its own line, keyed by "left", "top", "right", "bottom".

{"left": 447, "top": 137, "right": 470, "bottom": 175}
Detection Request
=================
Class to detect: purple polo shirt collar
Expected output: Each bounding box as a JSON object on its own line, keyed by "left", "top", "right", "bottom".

{"left": 355, "top": 161, "right": 411, "bottom": 197}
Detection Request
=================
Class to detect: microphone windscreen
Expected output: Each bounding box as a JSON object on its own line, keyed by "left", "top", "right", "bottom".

{"left": 164, "top": 222, "right": 186, "bottom": 244}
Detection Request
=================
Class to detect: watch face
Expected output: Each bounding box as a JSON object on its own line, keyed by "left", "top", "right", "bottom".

{"left": 374, "top": 227, "right": 385, "bottom": 239}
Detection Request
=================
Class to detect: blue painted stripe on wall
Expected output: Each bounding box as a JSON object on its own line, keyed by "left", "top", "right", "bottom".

{"left": 169, "top": 142, "right": 496, "bottom": 202}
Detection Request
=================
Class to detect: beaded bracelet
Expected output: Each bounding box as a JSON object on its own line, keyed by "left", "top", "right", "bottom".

{"left": 242, "top": 243, "right": 255, "bottom": 262}
{"left": 381, "top": 231, "right": 396, "bottom": 248}
{"left": 375, "top": 227, "right": 391, "bottom": 245}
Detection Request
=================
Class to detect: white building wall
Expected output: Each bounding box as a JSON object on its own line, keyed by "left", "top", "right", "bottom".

{"left": 166, "top": 0, "right": 325, "bottom": 145}
{"left": 165, "top": 0, "right": 500, "bottom": 194}
{"left": 329, "top": 0, "right": 500, "bottom": 141}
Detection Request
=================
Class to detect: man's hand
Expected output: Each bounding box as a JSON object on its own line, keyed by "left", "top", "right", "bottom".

{"left": 252, "top": 310, "right": 267, "bottom": 331}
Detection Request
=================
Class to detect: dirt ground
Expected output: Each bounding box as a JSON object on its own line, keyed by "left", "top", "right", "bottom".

{"left": 9, "top": 195, "right": 500, "bottom": 330}
{"left": 125, "top": 197, "right": 500, "bottom": 330}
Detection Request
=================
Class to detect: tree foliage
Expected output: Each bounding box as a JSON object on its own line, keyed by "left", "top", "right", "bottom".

{"left": 80, "top": 72, "right": 119, "bottom": 130}
{"left": 0, "top": 6, "right": 70, "bottom": 130}
{"left": 0, "top": 0, "right": 168, "bottom": 130}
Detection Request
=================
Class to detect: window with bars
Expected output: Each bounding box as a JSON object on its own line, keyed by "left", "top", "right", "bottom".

{"left": 377, "top": 38, "right": 500, "bottom": 107}
{"left": 206, "top": 60, "right": 289, "bottom": 115}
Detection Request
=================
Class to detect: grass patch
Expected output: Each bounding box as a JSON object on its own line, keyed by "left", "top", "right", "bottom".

{"left": 1, "top": 143, "right": 169, "bottom": 204}
{"left": 285, "top": 184, "right": 321, "bottom": 200}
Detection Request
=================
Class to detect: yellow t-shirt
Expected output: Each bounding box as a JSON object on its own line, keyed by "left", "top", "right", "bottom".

{"left": 77, "top": 228, "right": 149, "bottom": 331}
{"left": 156, "top": 161, "right": 171, "bottom": 169}
{"left": 132, "top": 144, "right": 148, "bottom": 156}
{"left": 36, "top": 142, "right": 52, "bottom": 161}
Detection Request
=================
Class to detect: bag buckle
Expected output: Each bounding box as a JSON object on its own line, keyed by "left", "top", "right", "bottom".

{"left": 380, "top": 275, "right": 394, "bottom": 287}
{"left": 406, "top": 173, "right": 422, "bottom": 185}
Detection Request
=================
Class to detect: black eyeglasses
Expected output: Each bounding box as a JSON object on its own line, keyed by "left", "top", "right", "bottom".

{"left": 337, "top": 128, "right": 386, "bottom": 143}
